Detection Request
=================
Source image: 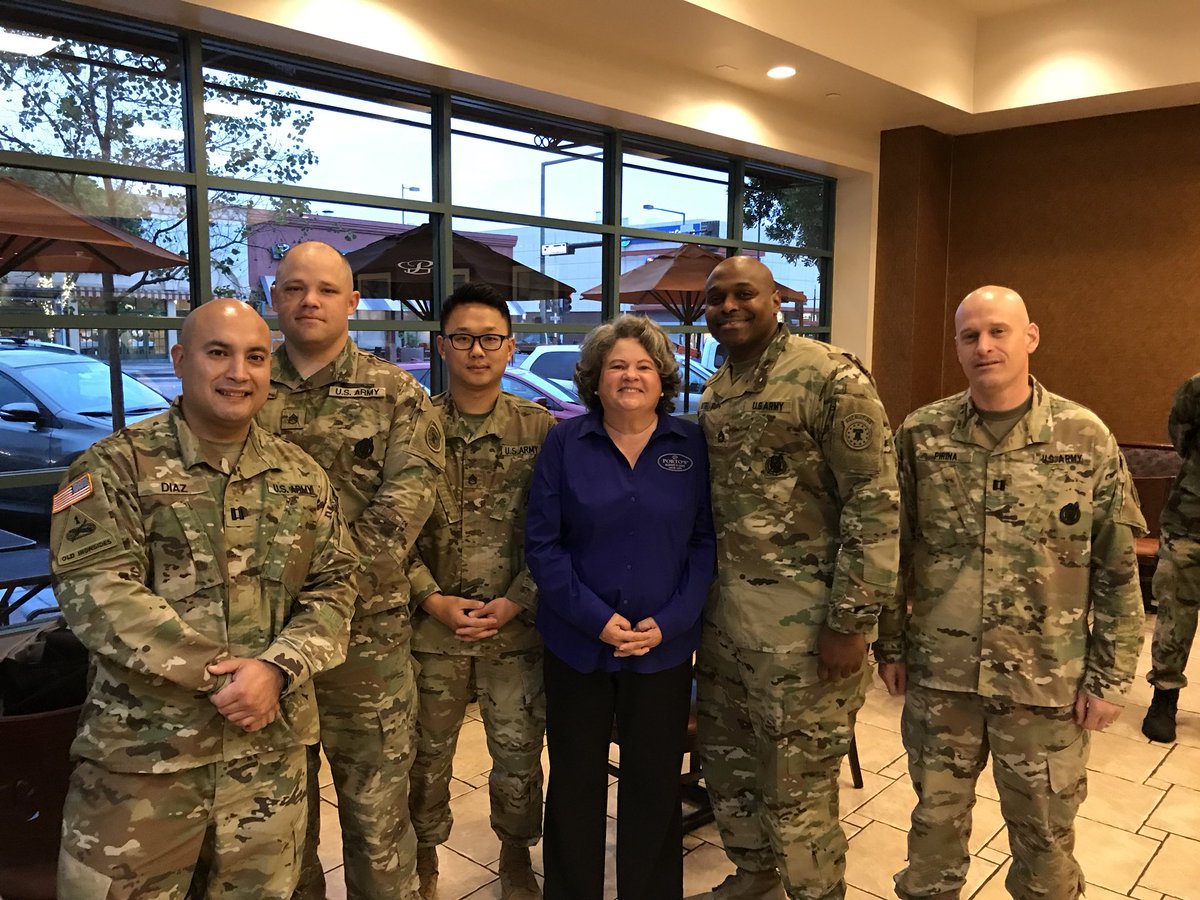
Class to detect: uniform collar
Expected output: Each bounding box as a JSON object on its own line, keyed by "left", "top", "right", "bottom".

{"left": 271, "top": 337, "right": 358, "bottom": 389}
{"left": 951, "top": 375, "right": 1054, "bottom": 450}
{"left": 170, "top": 401, "right": 278, "bottom": 478}
{"left": 435, "top": 390, "right": 514, "bottom": 442}
{"left": 708, "top": 323, "right": 790, "bottom": 400}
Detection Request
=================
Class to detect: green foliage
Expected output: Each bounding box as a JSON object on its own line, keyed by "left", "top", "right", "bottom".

{"left": 0, "top": 37, "right": 317, "bottom": 294}
{"left": 742, "top": 175, "right": 827, "bottom": 266}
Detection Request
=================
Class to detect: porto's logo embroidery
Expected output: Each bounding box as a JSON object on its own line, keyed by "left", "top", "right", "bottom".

{"left": 1059, "top": 502, "right": 1081, "bottom": 526}
{"left": 658, "top": 453, "right": 693, "bottom": 473}
{"left": 842, "top": 413, "right": 874, "bottom": 451}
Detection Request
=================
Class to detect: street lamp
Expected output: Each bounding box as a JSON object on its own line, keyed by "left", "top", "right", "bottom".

{"left": 400, "top": 184, "right": 420, "bottom": 225}
{"left": 643, "top": 203, "right": 686, "bottom": 231}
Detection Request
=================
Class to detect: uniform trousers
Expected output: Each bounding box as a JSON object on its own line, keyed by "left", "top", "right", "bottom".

{"left": 57, "top": 746, "right": 306, "bottom": 900}
{"left": 1148, "top": 543, "right": 1200, "bottom": 690}
{"left": 695, "top": 624, "right": 866, "bottom": 900}
{"left": 293, "top": 610, "right": 418, "bottom": 900}
{"left": 895, "top": 684, "right": 1089, "bottom": 900}
{"left": 409, "top": 647, "right": 545, "bottom": 847}
{"left": 542, "top": 649, "right": 693, "bottom": 900}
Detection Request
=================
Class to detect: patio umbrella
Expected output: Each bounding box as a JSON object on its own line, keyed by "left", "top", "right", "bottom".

{"left": 344, "top": 223, "right": 575, "bottom": 319}
{"left": 581, "top": 244, "right": 806, "bottom": 410}
{"left": 0, "top": 177, "right": 187, "bottom": 277}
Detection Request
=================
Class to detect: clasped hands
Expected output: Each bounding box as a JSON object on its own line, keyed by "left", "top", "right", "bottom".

{"left": 207, "top": 657, "right": 285, "bottom": 733}
{"left": 423, "top": 592, "right": 523, "bottom": 642}
{"left": 600, "top": 613, "right": 662, "bottom": 657}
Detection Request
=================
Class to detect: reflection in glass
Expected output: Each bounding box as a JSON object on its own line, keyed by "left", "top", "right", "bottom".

{"left": 754, "top": 249, "right": 825, "bottom": 332}
{"left": 0, "top": 22, "right": 185, "bottom": 169}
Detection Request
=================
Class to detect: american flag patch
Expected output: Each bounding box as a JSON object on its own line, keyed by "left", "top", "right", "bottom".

{"left": 52, "top": 474, "right": 93, "bottom": 513}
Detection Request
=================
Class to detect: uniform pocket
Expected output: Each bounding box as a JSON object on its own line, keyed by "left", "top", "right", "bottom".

{"left": 1047, "top": 731, "right": 1089, "bottom": 795}
{"left": 915, "top": 463, "right": 980, "bottom": 547}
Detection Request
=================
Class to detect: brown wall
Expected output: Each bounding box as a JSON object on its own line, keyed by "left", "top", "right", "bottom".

{"left": 874, "top": 107, "right": 1200, "bottom": 442}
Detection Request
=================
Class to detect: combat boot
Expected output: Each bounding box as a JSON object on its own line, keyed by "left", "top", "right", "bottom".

{"left": 498, "top": 843, "right": 541, "bottom": 899}
{"left": 685, "top": 867, "right": 787, "bottom": 899}
{"left": 1142, "top": 688, "right": 1180, "bottom": 743}
{"left": 416, "top": 845, "right": 439, "bottom": 899}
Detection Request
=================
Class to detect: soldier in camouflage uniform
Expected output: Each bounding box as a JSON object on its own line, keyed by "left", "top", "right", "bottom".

{"left": 258, "top": 242, "right": 445, "bottom": 900}
{"left": 51, "top": 300, "right": 357, "bottom": 899}
{"left": 691, "top": 257, "right": 901, "bottom": 900}
{"left": 407, "top": 283, "right": 553, "bottom": 900}
{"left": 876, "top": 286, "right": 1145, "bottom": 900}
{"left": 1142, "top": 373, "right": 1200, "bottom": 742}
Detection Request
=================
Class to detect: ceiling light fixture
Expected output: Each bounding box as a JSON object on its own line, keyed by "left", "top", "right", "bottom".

{"left": 767, "top": 66, "right": 796, "bottom": 80}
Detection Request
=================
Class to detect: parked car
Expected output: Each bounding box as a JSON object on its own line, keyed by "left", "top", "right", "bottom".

{"left": 399, "top": 363, "right": 587, "bottom": 421}
{"left": 519, "top": 345, "right": 714, "bottom": 413}
{"left": 0, "top": 344, "right": 171, "bottom": 514}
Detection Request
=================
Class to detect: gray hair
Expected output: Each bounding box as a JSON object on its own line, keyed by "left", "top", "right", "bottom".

{"left": 574, "top": 314, "right": 681, "bottom": 414}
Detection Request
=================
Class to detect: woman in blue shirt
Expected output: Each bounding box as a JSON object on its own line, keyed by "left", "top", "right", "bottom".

{"left": 526, "top": 314, "right": 716, "bottom": 900}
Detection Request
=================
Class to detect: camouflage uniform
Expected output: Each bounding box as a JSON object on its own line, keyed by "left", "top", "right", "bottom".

{"left": 1148, "top": 373, "right": 1200, "bottom": 690}
{"left": 697, "top": 324, "right": 901, "bottom": 900}
{"left": 407, "top": 392, "right": 554, "bottom": 849}
{"left": 878, "top": 378, "right": 1145, "bottom": 900}
{"left": 51, "top": 404, "right": 357, "bottom": 899}
{"left": 258, "top": 339, "right": 444, "bottom": 900}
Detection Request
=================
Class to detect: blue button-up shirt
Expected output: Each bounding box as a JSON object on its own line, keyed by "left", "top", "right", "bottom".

{"left": 526, "top": 409, "right": 716, "bottom": 673}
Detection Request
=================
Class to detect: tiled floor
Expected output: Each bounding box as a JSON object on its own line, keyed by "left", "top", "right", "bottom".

{"left": 316, "top": 614, "right": 1200, "bottom": 899}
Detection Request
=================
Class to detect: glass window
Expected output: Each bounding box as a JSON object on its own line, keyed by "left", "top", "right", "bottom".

{"left": 451, "top": 102, "right": 604, "bottom": 223}
{"left": 0, "top": 17, "right": 184, "bottom": 168}
{"left": 622, "top": 142, "right": 728, "bottom": 240}
{"left": 744, "top": 167, "right": 832, "bottom": 253}
{"left": 202, "top": 52, "right": 432, "bottom": 200}
{"left": 752, "top": 249, "right": 828, "bottom": 333}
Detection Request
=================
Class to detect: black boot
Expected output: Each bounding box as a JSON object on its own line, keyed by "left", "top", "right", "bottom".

{"left": 1142, "top": 688, "right": 1179, "bottom": 743}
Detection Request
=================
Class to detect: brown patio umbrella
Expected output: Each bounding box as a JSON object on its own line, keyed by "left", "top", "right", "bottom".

{"left": 0, "top": 177, "right": 187, "bottom": 277}
{"left": 581, "top": 244, "right": 806, "bottom": 409}
{"left": 344, "top": 223, "right": 575, "bottom": 319}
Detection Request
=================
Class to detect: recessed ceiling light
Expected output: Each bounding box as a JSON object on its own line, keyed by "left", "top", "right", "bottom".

{"left": 767, "top": 66, "right": 796, "bottom": 80}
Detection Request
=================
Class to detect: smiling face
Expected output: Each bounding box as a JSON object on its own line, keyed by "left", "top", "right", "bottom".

{"left": 954, "top": 285, "right": 1040, "bottom": 410}
{"left": 597, "top": 337, "right": 662, "bottom": 418}
{"left": 171, "top": 299, "right": 271, "bottom": 442}
{"left": 704, "top": 256, "right": 781, "bottom": 363}
{"left": 271, "top": 241, "right": 359, "bottom": 362}
{"left": 436, "top": 302, "right": 513, "bottom": 393}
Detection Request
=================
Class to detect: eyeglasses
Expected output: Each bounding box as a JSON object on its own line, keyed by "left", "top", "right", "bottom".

{"left": 444, "top": 332, "right": 510, "bottom": 352}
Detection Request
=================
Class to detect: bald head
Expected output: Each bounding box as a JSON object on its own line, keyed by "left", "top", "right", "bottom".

{"left": 171, "top": 299, "right": 272, "bottom": 441}
{"left": 275, "top": 240, "right": 353, "bottom": 288}
{"left": 954, "top": 284, "right": 1039, "bottom": 410}
{"left": 705, "top": 255, "right": 781, "bottom": 363}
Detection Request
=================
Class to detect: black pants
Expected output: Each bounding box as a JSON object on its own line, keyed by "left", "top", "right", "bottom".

{"left": 542, "top": 650, "right": 693, "bottom": 900}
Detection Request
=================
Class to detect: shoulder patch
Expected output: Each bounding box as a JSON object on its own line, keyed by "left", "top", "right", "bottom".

{"left": 426, "top": 420, "right": 443, "bottom": 454}
{"left": 55, "top": 508, "right": 118, "bottom": 566}
{"left": 52, "top": 474, "right": 93, "bottom": 513}
{"left": 842, "top": 413, "right": 874, "bottom": 451}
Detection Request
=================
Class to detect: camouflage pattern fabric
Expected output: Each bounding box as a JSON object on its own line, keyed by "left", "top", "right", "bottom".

{"left": 698, "top": 324, "right": 900, "bottom": 900}
{"left": 50, "top": 404, "right": 357, "bottom": 773}
{"left": 895, "top": 685, "right": 1089, "bottom": 900}
{"left": 258, "top": 339, "right": 443, "bottom": 900}
{"left": 57, "top": 747, "right": 307, "bottom": 899}
{"left": 407, "top": 392, "right": 552, "bottom": 851}
{"left": 408, "top": 391, "right": 555, "bottom": 655}
{"left": 409, "top": 648, "right": 545, "bottom": 847}
{"left": 878, "top": 378, "right": 1146, "bottom": 706}
{"left": 695, "top": 624, "right": 869, "bottom": 900}
{"left": 1149, "top": 373, "right": 1200, "bottom": 689}
{"left": 698, "top": 324, "right": 900, "bottom": 657}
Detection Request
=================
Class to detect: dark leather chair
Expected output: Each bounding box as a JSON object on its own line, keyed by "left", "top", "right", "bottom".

{"left": 0, "top": 704, "right": 81, "bottom": 900}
